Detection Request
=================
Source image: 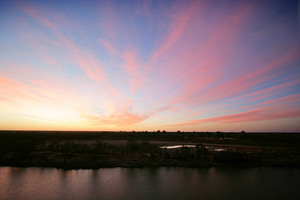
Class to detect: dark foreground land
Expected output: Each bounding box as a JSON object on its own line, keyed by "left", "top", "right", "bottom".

{"left": 1, "top": 130, "right": 300, "bottom": 169}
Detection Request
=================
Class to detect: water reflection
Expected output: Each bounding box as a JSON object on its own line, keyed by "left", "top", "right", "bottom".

{"left": 0, "top": 167, "right": 300, "bottom": 200}
{"left": 160, "top": 145, "right": 196, "bottom": 149}
{"left": 160, "top": 145, "right": 225, "bottom": 152}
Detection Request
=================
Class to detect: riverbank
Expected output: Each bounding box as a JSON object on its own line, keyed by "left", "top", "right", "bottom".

{"left": 1, "top": 151, "right": 299, "bottom": 169}
{"left": 1, "top": 161, "right": 298, "bottom": 170}
{"left": 1, "top": 131, "right": 300, "bottom": 169}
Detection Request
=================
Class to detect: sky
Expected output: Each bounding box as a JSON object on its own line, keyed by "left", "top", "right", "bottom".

{"left": 0, "top": 0, "right": 299, "bottom": 132}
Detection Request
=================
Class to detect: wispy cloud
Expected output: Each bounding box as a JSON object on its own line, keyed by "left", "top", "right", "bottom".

{"left": 1, "top": 0, "right": 299, "bottom": 131}
{"left": 82, "top": 111, "right": 148, "bottom": 127}
{"left": 99, "top": 39, "right": 119, "bottom": 56}
{"left": 168, "top": 104, "right": 300, "bottom": 127}
{"left": 121, "top": 50, "right": 143, "bottom": 94}
{"left": 151, "top": 1, "right": 202, "bottom": 61}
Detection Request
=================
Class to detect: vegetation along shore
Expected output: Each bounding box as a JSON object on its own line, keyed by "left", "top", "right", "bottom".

{"left": 1, "top": 131, "right": 300, "bottom": 169}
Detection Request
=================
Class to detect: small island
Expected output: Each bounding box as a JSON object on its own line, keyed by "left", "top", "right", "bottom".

{"left": 1, "top": 130, "right": 300, "bottom": 169}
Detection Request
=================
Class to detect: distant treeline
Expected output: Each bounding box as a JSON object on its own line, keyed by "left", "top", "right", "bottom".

{"left": 1, "top": 130, "right": 300, "bottom": 146}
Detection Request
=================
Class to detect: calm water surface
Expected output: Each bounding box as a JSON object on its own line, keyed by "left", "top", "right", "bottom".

{"left": 0, "top": 167, "right": 299, "bottom": 200}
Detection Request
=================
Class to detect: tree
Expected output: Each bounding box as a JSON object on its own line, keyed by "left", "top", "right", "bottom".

{"left": 196, "top": 144, "right": 208, "bottom": 160}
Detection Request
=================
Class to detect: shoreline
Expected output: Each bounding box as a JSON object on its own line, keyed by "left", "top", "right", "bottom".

{"left": 1, "top": 131, "right": 299, "bottom": 170}
{"left": 1, "top": 158, "right": 299, "bottom": 170}
{"left": 1, "top": 163, "right": 298, "bottom": 170}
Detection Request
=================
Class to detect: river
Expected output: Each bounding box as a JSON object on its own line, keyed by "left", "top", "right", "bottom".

{"left": 0, "top": 167, "right": 299, "bottom": 200}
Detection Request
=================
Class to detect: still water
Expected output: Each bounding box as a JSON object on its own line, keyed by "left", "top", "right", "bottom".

{"left": 0, "top": 167, "right": 299, "bottom": 200}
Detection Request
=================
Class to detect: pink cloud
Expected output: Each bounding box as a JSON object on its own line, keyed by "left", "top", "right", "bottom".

{"left": 238, "top": 94, "right": 300, "bottom": 111}
{"left": 16, "top": 1, "right": 57, "bottom": 29}
{"left": 0, "top": 76, "right": 23, "bottom": 88}
{"left": 246, "top": 81, "right": 300, "bottom": 103}
{"left": 19, "top": 31, "right": 62, "bottom": 70}
{"left": 121, "top": 50, "right": 143, "bottom": 94}
{"left": 0, "top": 73, "right": 81, "bottom": 107}
{"left": 233, "top": 75, "right": 300, "bottom": 103}
{"left": 122, "top": 50, "right": 139, "bottom": 76}
{"left": 167, "top": 103, "right": 300, "bottom": 127}
{"left": 151, "top": 1, "right": 202, "bottom": 60}
{"left": 99, "top": 40, "right": 119, "bottom": 56}
{"left": 97, "top": 0, "right": 123, "bottom": 39}
{"left": 0, "top": 75, "right": 39, "bottom": 104}
{"left": 5, "top": 1, "right": 137, "bottom": 124}
{"left": 186, "top": 45, "right": 300, "bottom": 106}
{"left": 17, "top": 1, "right": 109, "bottom": 84}
{"left": 161, "top": 2, "right": 255, "bottom": 106}
{"left": 147, "top": 1, "right": 299, "bottom": 119}
{"left": 82, "top": 111, "right": 148, "bottom": 127}
{"left": 134, "top": 0, "right": 153, "bottom": 28}
{"left": 203, "top": 106, "right": 300, "bottom": 124}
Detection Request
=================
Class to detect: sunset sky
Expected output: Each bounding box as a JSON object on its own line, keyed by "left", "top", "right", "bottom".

{"left": 0, "top": 0, "right": 299, "bottom": 132}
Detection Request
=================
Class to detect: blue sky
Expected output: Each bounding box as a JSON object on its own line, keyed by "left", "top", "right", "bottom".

{"left": 0, "top": 0, "right": 299, "bottom": 131}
